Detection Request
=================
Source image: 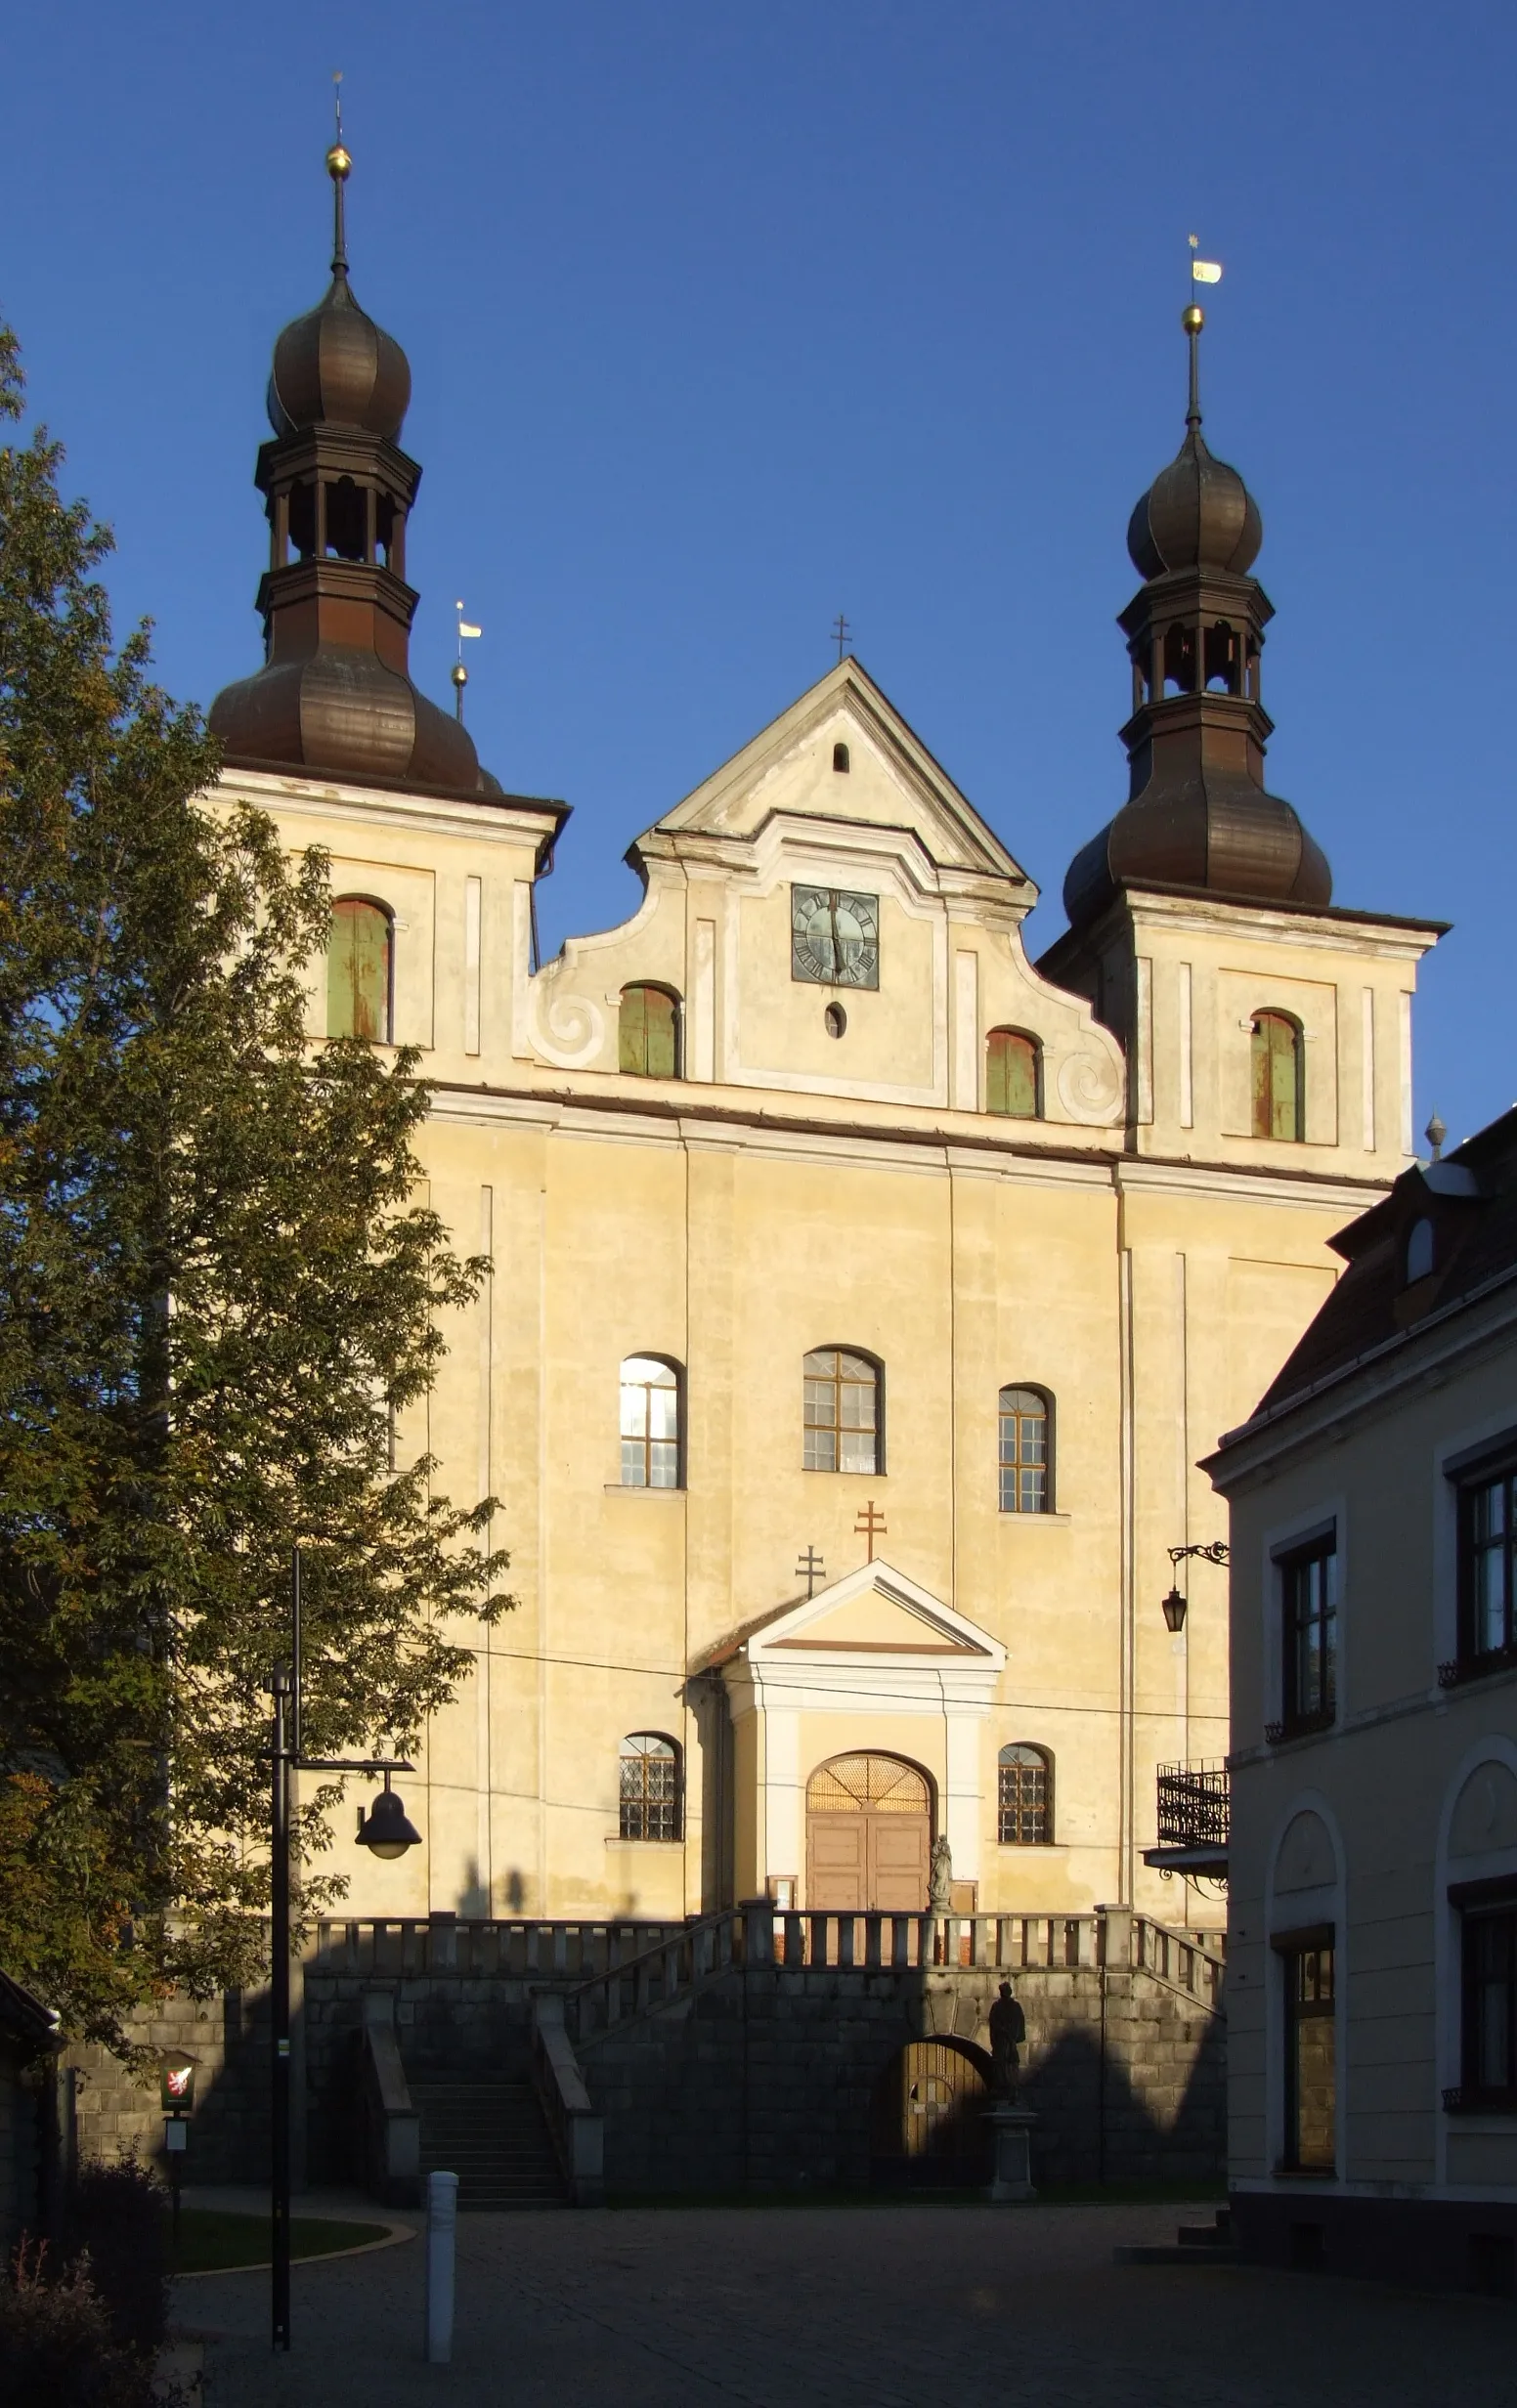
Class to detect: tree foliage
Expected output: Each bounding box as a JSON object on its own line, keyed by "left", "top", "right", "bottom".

{"left": 0, "top": 322, "right": 508, "bottom": 2046}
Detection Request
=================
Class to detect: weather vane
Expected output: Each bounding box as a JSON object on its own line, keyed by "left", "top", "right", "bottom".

{"left": 452, "top": 603, "right": 482, "bottom": 721}
{"left": 832, "top": 614, "right": 852, "bottom": 665}
{"left": 332, "top": 68, "right": 344, "bottom": 144}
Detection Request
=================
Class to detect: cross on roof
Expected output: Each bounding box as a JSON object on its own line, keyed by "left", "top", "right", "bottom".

{"left": 832, "top": 614, "right": 852, "bottom": 664}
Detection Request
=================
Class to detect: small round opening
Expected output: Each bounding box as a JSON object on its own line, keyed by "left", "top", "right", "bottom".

{"left": 825, "top": 1003, "right": 846, "bottom": 1040}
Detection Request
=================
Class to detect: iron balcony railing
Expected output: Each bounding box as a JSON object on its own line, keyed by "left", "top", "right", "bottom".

{"left": 1155, "top": 1763, "right": 1230, "bottom": 1851}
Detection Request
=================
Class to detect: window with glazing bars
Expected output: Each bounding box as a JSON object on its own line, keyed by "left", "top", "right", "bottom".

{"left": 1280, "top": 1936, "right": 1335, "bottom": 2171}
{"left": 1460, "top": 1461, "right": 1517, "bottom": 1667}
{"left": 998, "top": 1388, "right": 1049, "bottom": 1513}
{"left": 619, "top": 1735, "right": 681, "bottom": 1841}
{"left": 997, "top": 1743, "right": 1052, "bottom": 1844}
{"left": 803, "top": 1350, "right": 879, "bottom": 1473}
{"left": 1462, "top": 1903, "right": 1517, "bottom": 2105}
{"left": 1280, "top": 1534, "right": 1336, "bottom": 1731}
{"left": 620, "top": 1356, "right": 680, "bottom": 1488}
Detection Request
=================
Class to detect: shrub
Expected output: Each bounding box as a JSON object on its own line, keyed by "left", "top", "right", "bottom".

{"left": 64, "top": 2153, "right": 169, "bottom": 2354}
{"left": 0, "top": 2239, "right": 160, "bottom": 2408}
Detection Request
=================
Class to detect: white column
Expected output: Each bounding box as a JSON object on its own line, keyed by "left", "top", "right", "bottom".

{"left": 511, "top": 882, "right": 534, "bottom": 1059}
{"left": 1399, "top": 990, "right": 1413, "bottom": 1156}
{"left": 1177, "top": 963, "right": 1193, "bottom": 1130}
{"left": 1361, "top": 988, "right": 1376, "bottom": 1152}
{"left": 764, "top": 1706, "right": 802, "bottom": 1890}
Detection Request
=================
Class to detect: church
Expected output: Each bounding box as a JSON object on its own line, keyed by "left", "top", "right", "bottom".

{"left": 206, "top": 140, "right": 1441, "bottom": 1945}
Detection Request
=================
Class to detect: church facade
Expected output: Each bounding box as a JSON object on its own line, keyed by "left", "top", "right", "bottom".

{"left": 207, "top": 148, "right": 1442, "bottom": 1937}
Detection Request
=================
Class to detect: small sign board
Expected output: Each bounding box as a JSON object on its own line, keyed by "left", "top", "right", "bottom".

{"left": 158, "top": 2054, "right": 197, "bottom": 2114}
{"left": 164, "top": 2118, "right": 188, "bottom": 2155}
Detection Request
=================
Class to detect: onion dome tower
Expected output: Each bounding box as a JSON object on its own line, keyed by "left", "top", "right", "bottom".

{"left": 1061, "top": 304, "right": 1329, "bottom": 928}
{"left": 210, "top": 138, "right": 499, "bottom": 798}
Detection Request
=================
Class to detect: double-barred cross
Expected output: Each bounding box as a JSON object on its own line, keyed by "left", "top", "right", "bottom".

{"left": 853, "top": 1500, "right": 888, "bottom": 1562}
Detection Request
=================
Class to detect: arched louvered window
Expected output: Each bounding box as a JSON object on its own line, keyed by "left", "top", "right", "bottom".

{"left": 998, "top": 1387, "right": 1051, "bottom": 1513}
{"left": 619, "top": 984, "right": 681, "bottom": 1078}
{"left": 620, "top": 1355, "right": 682, "bottom": 1488}
{"left": 998, "top": 1743, "right": 1053, "bottom": 1844}
{"left": 803, "top": 1349, "right": 881, "bottom": 1475}
{"left": 327, "top": 898, "right": 393, "bottom": 1042}
{"left": 986, "top": 1028, "right": 1041, "bottom": 1119}
{"left": 1251, "top": 1011, "right": 1304, "bottom": 1141}
{"left": 620, "top": 1733, "right": 682, "bottom": 1841}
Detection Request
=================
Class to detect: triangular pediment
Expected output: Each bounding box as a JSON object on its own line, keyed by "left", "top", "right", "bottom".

{"left": 637, "top": 660, "right": 1034, "bottom": 898}
{"left": 722, "top": 1559, "right": 1005, "bottom": 1665}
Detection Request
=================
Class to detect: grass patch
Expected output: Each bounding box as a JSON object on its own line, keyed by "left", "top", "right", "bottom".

{"left": 166, "top": 2209, "right": 391, "bottom": 2275}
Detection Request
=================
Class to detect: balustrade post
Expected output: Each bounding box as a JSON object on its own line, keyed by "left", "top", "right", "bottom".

{"left": 740, "top": 1896, "right": 775, "bottom": 1969}
{"left": 864, "top": 1914, "right": 883, "bottom": 1972}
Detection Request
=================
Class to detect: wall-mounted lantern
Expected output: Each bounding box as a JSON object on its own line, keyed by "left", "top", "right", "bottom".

{"left": 1161, "top": 1540, "right": 1230, "bottom": 1633}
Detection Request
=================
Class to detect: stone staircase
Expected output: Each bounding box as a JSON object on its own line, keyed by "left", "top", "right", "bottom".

{"left": 411, "top": 2079, "right": 566, "bottom": 2210}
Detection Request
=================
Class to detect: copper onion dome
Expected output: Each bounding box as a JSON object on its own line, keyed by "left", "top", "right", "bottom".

{"left": 1125, "top": 308, "right": 1261, "bottom": 580}
{"left": 1061, "top": 304, "right": 1330, "bottom": 929}
{"left": 210, "top": 141, "right": 500, "bottom": 802}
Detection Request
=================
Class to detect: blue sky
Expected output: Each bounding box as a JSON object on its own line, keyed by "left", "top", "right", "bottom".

{"left": 3, "top": 3, "right": 1512, "bottom": 1151}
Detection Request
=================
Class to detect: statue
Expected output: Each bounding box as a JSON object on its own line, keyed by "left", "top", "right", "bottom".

{"left": 988, "top": 1978, "right": 1026, "bottom": 2097}
{"left": 927, "top": 1833, "right": 953, "bottom": 1914}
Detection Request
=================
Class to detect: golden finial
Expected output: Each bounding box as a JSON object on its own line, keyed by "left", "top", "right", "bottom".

{"left": 327, "top": 69, "right": 350, "bottom": 179}
{"left": 1182, "top": 302, "right": 1205, "bottom": 334}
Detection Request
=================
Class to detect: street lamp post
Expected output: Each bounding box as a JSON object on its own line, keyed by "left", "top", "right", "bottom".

{"left": 270, "top": 1546, "right": 421, "bottom": 2352}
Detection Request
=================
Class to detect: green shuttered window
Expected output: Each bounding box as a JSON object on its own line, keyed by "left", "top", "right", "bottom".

{"left": 327, "top": 899, "right": 392, "bottom": 1042}
{"left": 985, "top": 1029, "right": 1040, "bottom": 1118}
{"left": 619, "top": 985, "right": 680, "bottom": 1077}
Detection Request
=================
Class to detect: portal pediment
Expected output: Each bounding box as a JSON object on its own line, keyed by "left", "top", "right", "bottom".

{"left": 706, "top": 1560, "right": 1005, "bottom": 1668}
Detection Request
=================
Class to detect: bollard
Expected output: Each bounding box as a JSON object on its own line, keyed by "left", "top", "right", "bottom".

{"left": 424, "top": 2170, "right": 458, "bottom": 2365}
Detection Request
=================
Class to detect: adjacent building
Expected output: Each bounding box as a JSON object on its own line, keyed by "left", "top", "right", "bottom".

{"left": 204, "top": 143, "right": 1442, "bottom": 1935}
{"left": 1208, "top": 1109, "right": 1517, "bottom": 2290}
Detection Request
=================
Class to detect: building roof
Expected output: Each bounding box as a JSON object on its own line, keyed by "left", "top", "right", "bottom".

{"left": 1221, "top": 1105, "right": 1517, "bottom": 1440}
{"left": 0, "top": 1968, "right": 59, "bottom": 2054}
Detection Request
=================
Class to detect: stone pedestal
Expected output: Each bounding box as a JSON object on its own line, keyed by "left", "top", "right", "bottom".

{"left": 986, "top": 2103, "right": 1037, "bottom": 2203}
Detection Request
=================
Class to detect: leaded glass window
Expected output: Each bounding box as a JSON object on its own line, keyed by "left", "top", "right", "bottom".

{"left": 619, "top": 985, "right": 680, "bottom": 1077}
{"left": 1251, "top": 1011, "right": 1304, "bottom": 1141}
{"left": 620, "top": 1356, "right": 680, "bottom": 1489}
{"left": 998, "top": 1388, "right": 1049, "bottom": 1513}
{"left": 803, "top": 1350, "right": 879, "bottom": 1474}
{"left": 328, "top": 898, "right": 392, "bottom": 1041}
{"left": 620, "top": 1734, "right": 681, "bottom": 1841}
{"left": 986, "top": 1029, "right": 1040, "bottom": 1118}
{"left": 997, "top": 1744, "right": 1052, "bottom": 1844}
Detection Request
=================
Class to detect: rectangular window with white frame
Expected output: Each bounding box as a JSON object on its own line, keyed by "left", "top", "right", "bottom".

{"left": 1449, "top": 1876, "right": 1517, "bottom": 2111}
{"left": 1449, "top": 1441, "right": 1517, "bottom": 1682}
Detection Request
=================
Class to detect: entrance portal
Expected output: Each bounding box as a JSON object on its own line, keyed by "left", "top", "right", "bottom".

{"left": 805, "top": 1753, "right": 931, "bottom": 1911}
{"left": 871, "top": 2040, "right": 993, "bottom": 2186}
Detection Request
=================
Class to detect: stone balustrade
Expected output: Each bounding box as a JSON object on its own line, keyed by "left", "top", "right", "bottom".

{"left": 314, "top": 1914, "right": 683, "bottom": 1981}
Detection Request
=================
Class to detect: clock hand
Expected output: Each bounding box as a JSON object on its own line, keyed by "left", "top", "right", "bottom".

{"left": 828, "top": 893, "right": 841, "bottom": 982}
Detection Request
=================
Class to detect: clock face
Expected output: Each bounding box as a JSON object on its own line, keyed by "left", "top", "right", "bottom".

{"left": 791, "top": 886, "right": 880, "bottom": 989}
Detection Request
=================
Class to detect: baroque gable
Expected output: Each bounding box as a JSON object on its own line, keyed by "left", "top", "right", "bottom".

{"left": 522, "top": 661, "right": 1125, "bottom": 1123}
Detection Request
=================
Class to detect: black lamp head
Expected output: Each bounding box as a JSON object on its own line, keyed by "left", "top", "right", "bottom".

{"left": 356, "top": 1777, "right": 422, "bottom": 1860}
{"left": 1161, "top": 1586, "right": 1189, "bottom": 1635}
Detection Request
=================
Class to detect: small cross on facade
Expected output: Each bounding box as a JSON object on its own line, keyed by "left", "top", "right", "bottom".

{"left": 853, "top": 1500, "right": 888, "bottom": 1563}
{"left": 795, "top": 1546, "right": 826, "bottom": 1599}
{"left": 832, "top": 613, "right": 852, "bottom": 664}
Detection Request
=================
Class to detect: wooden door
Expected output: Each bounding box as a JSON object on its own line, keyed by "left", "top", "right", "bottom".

{"left": 805, "top": 1754, "right": 932, "bottom": 1912}
{"left": 870, "top": 2041, "right": 992, "bottom": 2183}
{"left": 869, "top": 1814, "right": 929, "bottom": 1912}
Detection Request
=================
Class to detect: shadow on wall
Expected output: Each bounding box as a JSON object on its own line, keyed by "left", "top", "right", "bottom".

{"left": 583, "top": 1958, "right": 1228, "bottom": 2198}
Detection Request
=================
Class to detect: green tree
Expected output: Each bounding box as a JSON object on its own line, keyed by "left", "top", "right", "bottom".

{"left": 0, "top": 322, "right": 508, "bottom": 2048}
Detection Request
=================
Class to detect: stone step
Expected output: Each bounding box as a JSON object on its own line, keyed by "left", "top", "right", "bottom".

{"left": 412, "top": 2080, "right": 565, "bottom": 2210}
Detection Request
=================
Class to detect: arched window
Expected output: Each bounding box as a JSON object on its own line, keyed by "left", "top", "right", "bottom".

{"left": 620, "top": 1355, "right": 681, "bottom": 1488}
{"left": 1251, "top": 1011, "right": 1304, "bottom": 1141}
{"left": 803, "top": 1349, "right": 881, "bottom": 1475}
{"left": 833, "top": 742, "right": 850, "bottom": 773}
{"left": 985, "top": 1028, "right": 1041, "bottom": 1119}
{"left": 620, "top": 1733, "right": 681, "bottom": 1841}
{"left": 1406, "top": 1217, "right": 1435, "bottom": 1283}
{"left": 619, "top": 984, "right": 680, "bottom": 1078}
{"left": 998, "top": 1743, "right": 1053, "bottom": 1845}
{"left": 998, "top": 1387, "right": 1051, "bottom": 1513}
{"left": 327, "top": 898, "right": 393, "bottom": 1042}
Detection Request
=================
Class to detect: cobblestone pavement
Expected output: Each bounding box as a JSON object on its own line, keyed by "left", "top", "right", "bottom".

{"left": 183, "top": 2198, "right": 1511, "bottom": 2407}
